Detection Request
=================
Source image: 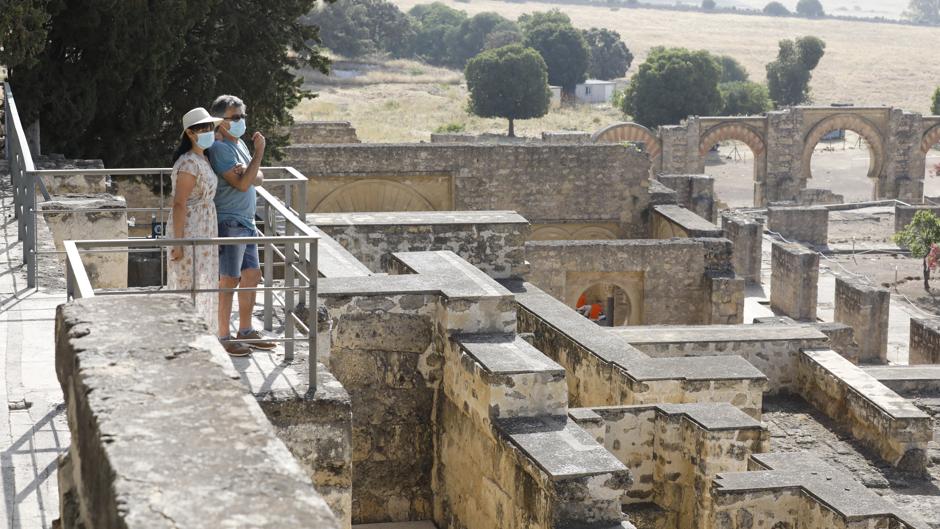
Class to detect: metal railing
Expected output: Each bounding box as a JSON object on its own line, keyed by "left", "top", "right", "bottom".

{"left": 4, "top": 82, "right": 322, "bottom": 392}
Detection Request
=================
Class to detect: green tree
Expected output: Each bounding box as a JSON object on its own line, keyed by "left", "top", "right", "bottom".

{"left": 621, "top": 47, "right": 722, "bottom": 128}
{"left": 0, "top": 0, "right": 51, "bottom": 69}
{"left": 931, "top": 87, "right": 940, "bottom": 114}
{"left": 410, "top": 2, "right": 467, "bottom": 66}
{"left": 524, "top": 22, "right": 590, "bottom": 94}
{"left": 8, "top": 0, "right": 328, "bottom": 167}
{"left": 465, "top": 44, "right": 550, "bottom": 137}
{"left": 719, "top": 55, "right": 749, "bottom": 83}
{"left": 484, "top": 28, "right": 523, "bottom": 50}
{"left": 304, "top": 0, "right": 416, "bottom": 58}
{"left": 763, "top": 1, "right": 791, "bottom": 15}
{"left": 518, "top": 9, "right": 571, "bottom": 33}
{"left": 702, "top": 0, "right": 717, "bottom": 9}
{"left": 583, "top": 28, "right": 633, "bottom": 80}
{"left": 796, "top": 0, "right": 826, "bottom": 17}
{"left": 766, "top": 36, "right": 826, "bottom": 107}
{"left": 904, "top": 0, "right": 940, "bottom": 24}
{"left": 447, "top": 12, "right": 517, "bottom": 67}
{"left": 894, "top": 210, "right": 940, "bottom": 290}
{"left": 719, "top": 81, "right": 772, "bottom": 115}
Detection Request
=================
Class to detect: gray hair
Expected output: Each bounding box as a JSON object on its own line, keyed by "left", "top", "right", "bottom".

{"left": 209, "top": 95, "right": 246, "bottom": 118}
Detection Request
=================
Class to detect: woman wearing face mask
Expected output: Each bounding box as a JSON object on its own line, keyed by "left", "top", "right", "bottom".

{"left": 166, "top": 108, "right": 226, "bottom": 336}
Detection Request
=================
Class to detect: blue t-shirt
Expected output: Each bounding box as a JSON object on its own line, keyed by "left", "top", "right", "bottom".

{"left": 208, "top": 138, "right": 256, "bottom": 228}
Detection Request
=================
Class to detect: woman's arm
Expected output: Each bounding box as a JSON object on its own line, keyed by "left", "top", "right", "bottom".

{"left": 169, "top": 172, "right": 196, "bottom": 261}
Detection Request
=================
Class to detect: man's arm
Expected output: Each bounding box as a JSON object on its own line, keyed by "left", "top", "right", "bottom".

{"left": 220, "top": 132, "right": 266, "bottom": 192}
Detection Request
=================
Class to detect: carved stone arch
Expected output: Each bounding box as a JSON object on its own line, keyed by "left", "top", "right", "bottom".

{"left": 801, "top": 114, "right": 886, "bottom": 181}
{"left": 698, "top": 123, "right": 766, "bottom": 157}
{"left": 530, "top": 226, "right": 571, "bottom": 241}
{"left": 921, "top": 124, "right": 940, "bottom": 153}
{"left": 592, "top": 122, "right": 663, "bottom": 160}
{"left": 571, "top": 226, "right": 618, "bottom": 240}
{"left": 314, "top": 179, "right": 436, "bottom": 213}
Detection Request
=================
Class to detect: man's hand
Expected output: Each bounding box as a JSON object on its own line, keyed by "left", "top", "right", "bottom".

{"left": 232, "top": 164, "right": 247, "bottom": 177}
{"left": 252, "top": 131, "right": 266, "bottom": 153}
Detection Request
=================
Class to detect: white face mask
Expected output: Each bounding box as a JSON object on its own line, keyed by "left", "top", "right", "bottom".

{"left": 195, "top": 131, "right": 215, "bottom": 149}
{"left": 228, "top": 118, "right": 246, "bottom": 138}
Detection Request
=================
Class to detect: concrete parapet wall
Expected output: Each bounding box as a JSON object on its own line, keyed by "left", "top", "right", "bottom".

{"left": 910, "top": 317, "right": 940, "bottom": 364}
{"left": 54, "top": 296, "right": 339, "bottom": 529}
{"left": 720, "top": 212, "right": 763, "bottom": 285}
{"left": 766, "top": 206, "right": 829, "bottom": 247}
{"left": 651, "top": 205, "right": 723, "bottom": 239}
{"left": 656, "top": 174, "right": 717, "bottom": 222}
{"left": 833, "top": 277, "right": 890, "bottom": 364}
{"left": 308, "top": 210, "right": 528, "bottom": 278}
{"left": 770, "top": 242, "right": 819, "bottom": 321}
{"left": 572, "top": 403, "right": 767, "bottom": 529}
{"left": 796, "top": 349, "right": 933, "bottom": 472}
{"left": 40, "top": 194, "right": 128, "bottom": 289}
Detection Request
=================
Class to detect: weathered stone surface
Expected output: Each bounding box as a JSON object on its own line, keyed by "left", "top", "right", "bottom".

{"left": 895, "top": 204, "right": 940, "bottom": 235}
{"left": 40, "top": 193, "right": 128, "bottom": 289}
{"left": 720, "top": 212, "right": 763, "bottom": 285}
{"left": 833, "top": 277, "right": 890, "bottom": 364}
{"left": 909, "top": 317, "right": 940, "bottom": 365}
{"left": 656, "top": 174, "right": 717, "bottom": 222}
{"left": 767, "top": 205, "right": 829, "bottom": 247}
{"left": 289, "top": 121, "right": 360, "bottom": 144}
{"left": 651, "top": 205, "right": 723, "bottom": 239}
{"left": 770, "top": 241, "right": 819, "bottom": 321}
{"left": 864, "top": 365, "right": 940, "bottom": 396}
{"left": 55, "top": 296, "right": 339, "bottom": 529}
{"left": 812, "top": 321, "right": 859, "bottom": 364}
{"left": 308, "top": 210, "right": 528, "bottom": 278}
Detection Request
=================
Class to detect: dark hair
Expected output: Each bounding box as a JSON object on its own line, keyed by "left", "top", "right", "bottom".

{"left": 172, "top": 133, "right": 194, "bottom": 164}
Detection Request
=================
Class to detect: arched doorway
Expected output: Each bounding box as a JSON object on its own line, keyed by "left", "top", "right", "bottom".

{"left": 698, "top": 123, "right": 767, "bottom": 208}
{"left": 801, "top": 115, "right": 885, "bottom": 202}
{"left": 921, "top": 125, "right": 940, "bottom": 198}
{"left": 593, "top": 122, "right": 663, "bottom": 174}
{"left": 575, "top": 283, "right": 632, "bottom": 327}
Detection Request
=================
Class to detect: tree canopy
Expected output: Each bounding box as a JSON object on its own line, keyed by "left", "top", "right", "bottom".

{"left": 6, "top": 0, "right": 327, "bottom": 167}
{"left": 0, "top": 0, "right": 50, "bottom": 69}
{"left": 796, "top": 0, "right": 826, "bottom": 17}
{"left": 465, "top": 44, "right": 550, "bottom": 137}
{"left": 932, "top": 87, "right": 940, "bottom": 115}
{"left": 409, "top": 2, "right": 467, "bottom": 66}
{"left": 304, "top": 0, "right": 416, "bottom": 58}
{"left": 719, "top": 55, "right": 749, "bottom": 83}
{"left": 523, "top": 22, "right": 590, "bottom": 93}
{"left": 621, "top": 47, "right": 722, "bottom": 128}
{"left": 518, "top": 9, "right": 571, "bottom": 33}
{"left": 904, "top": 0, "right": 940, "bottom": 24}
{"left": 719, "top": 81, "right": 772, "bottom": 116}
{"left": 582, "top": 28, "right": 633, "bottom": 80}
{"left": 894, "top": 210, "right": 940, "bottom": 290}
{"left": 447, "top": 12, "right": 518, "bottom": 67}
{"left": 702, "top": 0, "right": 717, "bottom": 9}
{"left": 763, "top": 1, "right": 791, "bottom": 15}
{"left": 766, "top": 36, "right": 826, "bottom": 107}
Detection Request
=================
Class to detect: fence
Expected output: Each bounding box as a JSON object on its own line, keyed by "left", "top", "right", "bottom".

{"left": 4, "top": 82, "right": 322, "bottom": 391}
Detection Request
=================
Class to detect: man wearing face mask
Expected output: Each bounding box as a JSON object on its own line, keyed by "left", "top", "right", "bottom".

{"left": 207, "top": 94, "right": 275, "bottom": 355}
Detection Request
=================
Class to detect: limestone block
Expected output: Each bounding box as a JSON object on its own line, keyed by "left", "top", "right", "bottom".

{"left": 40, "top": 193, "right": 128, "bottom": 289}
{"left": 657, "top": 174, "right": 716, "bottom": 222}
{"left": 910, "top": 317, "right": 940, "bottom": 364}
{"left": 833, "top": 277, "right": 890, "bottom": 364}
{"left": 812, "top": 322, "right": 859, "bottom": 364}
{"left": 720, "top": 212, "right": 764, "bottom": 285}
{"left": 651, "top": 205, "right": 723, "bottom": 239}
{"left": 34, "top": 157, "right": 106, "bottom": 195}
{"left": 767, "top": 205, "right": 829, "bottom": 247}
{"left": 770, "top": 241, "right": 818, "bottom": 321}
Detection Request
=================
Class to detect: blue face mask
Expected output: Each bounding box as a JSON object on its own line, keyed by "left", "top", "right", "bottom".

{"left": 228, "top": 118, "right": 246, "bottom": 138}
{"left": 196, "top": 131, "right": 215, "bottom": 149}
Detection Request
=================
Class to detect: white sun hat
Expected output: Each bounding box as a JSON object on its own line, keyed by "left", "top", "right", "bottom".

{"left": 181, "top": 107, "right": 223, "bottom": 132}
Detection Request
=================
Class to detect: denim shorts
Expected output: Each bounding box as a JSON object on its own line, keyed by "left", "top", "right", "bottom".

{"left": 218, "top": 219, "right": 260, "bottom": 278}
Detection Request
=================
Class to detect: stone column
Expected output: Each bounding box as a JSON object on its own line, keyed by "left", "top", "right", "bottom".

{"left": 770, "top": 242, "right": 818, "bottom": 321}
{"left": 40, "top": 194, "right": 128, "bottom": 289}
{"left": 833, "top": 277, "right": 890, "bottom": 364}
{"left": 910, "top": 318, "right": 940, "bottom": 364}
{"left": 721, "top": 212, "right": 763, "bottom": 285}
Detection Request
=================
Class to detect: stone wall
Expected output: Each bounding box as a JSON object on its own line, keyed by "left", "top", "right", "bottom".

{"left": 572, "top": 404, "right": 767, "bottom": 529}
{"left": 910, "top": 317, "right": 940, "bottom": 364}
{"left": 720, "top": 212, "right": 763, "bottom": 285}
{"left": 656, "top": 174, "right": 717, "bottom": 222}
{"left": 833, "top": 277, "right": 890, "bottom": 364}
{"left": 284, "top": 143, "right": 651, "bottom": 238}
{"left": 770, "top": 242, "right": 819, "bottom": 321}
{"left": 895, "top": 204, "right": 940, "bottom": 234}
{"left": 290, "top": 121, "right": 360, "bottom": 144}
{"left": 308, "top": 211, "right": 528, "bottom": 278}
{"left": 766, "top": 205, "right": 829, "bottom": 247}
{"left": 55, "top": 296, "right": 340, "bottom": 529}
{"left": 651, "top": 205, "right": 723, "bottom": 239}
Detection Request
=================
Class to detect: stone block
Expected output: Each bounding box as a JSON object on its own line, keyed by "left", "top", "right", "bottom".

{"left": 812, "top": 322, "right": 859, "bottom": 364}
{"left": 833, "top": 277, "right": 890, "bottom": 364}
{"left": 651, "top": 205, "right": 723, "bottom": 239}
{"left": 910, "top": 317, "right": 940, "bottom": 364}
{"left": 649, "top": 180, "right": 679, "bottom": 207}
{"left": 770, "top": 241, "right": 818, "bottom": 321}
{"left": 656, "top": 174, "right": 716, "bottom": 222}
{"left": 767, "top": 205, "right": 829, "bottom": 247}
{"left": 40, "top": 193, "right": 128, "bottom": 289}
{"left": 289, "top": 121, "right": 360, "bottom": 144}
{"left": 720, "top": 212, "right": 764, "bottom": 285}
{"left": 55, "top": 296, "right": 339, "bottom": 529}
{"left": 865, "top": 365, "right": 940, "bottom": 396}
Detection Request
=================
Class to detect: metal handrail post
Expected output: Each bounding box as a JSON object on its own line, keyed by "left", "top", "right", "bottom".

{"left": 263, "top": 202, "right": 274, "bottom": 331}
{"left": 283, "top": 221, "right": 295, "bottom": 362}
{"left": 26, "top": 170, "right": 36, "bottom": 287}
{"left": 295, "top": 179, "right": 308, "bottom": 309}
{"left": 307, "top": 240, "right": 318, "bottom": 393}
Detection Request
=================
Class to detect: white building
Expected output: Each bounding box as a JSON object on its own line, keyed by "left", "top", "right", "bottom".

{"left": 574, "top": 80, "right": 617, "bottom": 104}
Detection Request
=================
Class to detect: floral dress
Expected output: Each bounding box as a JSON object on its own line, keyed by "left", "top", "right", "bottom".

{"left": 166, "top": 151, "right": 219, "bottom": 330}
